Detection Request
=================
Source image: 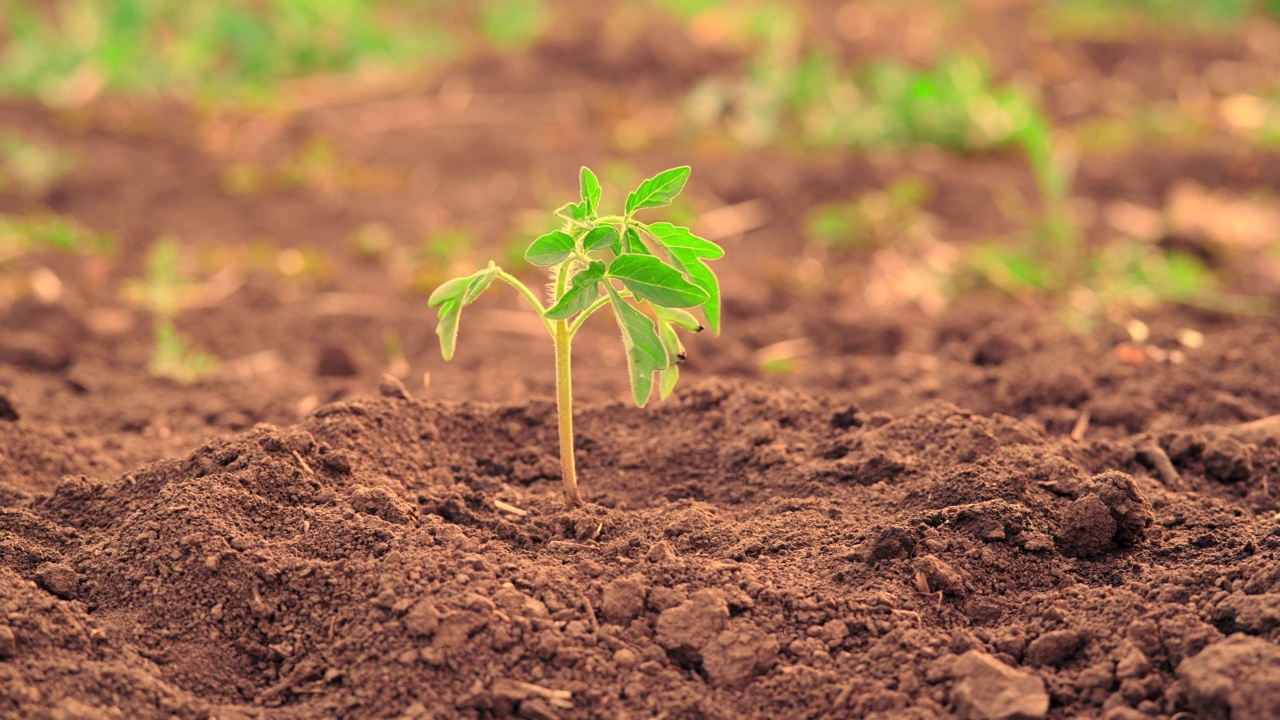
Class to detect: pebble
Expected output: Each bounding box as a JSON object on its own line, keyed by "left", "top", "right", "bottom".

{"left": 1025, "top": 629, "right": 1086, "bottom": 667}
{"left": 700, "top": 620, "right": 779, "bottom": 689}
{"left": 0, "top": 624, "right": 15, "bottom": 658}
{"left": 950, "top": 650, "right": 1049, "bottom": 720}
{"left": 655, "top": 589, "right": 729, "bottom": 663}
{"left": 1178, "top": 634, "right": 1280, "bottom": 719}
{"left": 601, "top": 574, "right": 648, "bottom": 625}
{"left": 35, "top": 562, "right": 79, "bottom": 600}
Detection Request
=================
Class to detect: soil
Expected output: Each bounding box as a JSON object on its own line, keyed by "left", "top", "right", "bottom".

{"left": 4, "top": 5, "right": 1280, "bottom": 720}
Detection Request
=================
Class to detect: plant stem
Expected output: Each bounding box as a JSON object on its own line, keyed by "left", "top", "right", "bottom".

{"left": 554, "top": 319, "right": 582, "bottom": 507}
{"left": 550, "top": 259, "right": 583, "bottom": 508}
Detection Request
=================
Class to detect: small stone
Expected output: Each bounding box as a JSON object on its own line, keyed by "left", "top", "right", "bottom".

{"left": 1115, "top": 644, "right": 1150, "bottom": 679}
{"left": 0, "top": 330, "right": 70, "bottom": 371}
{"left": 913, "top": 554, "right": 966, "bottom": 596}
{"left": 700, "top": 620, "right": 779, "bottom": 688}
{"left": 1203, "top": 436, "right": 1253, "bottom": 483}
{"left": 1214, "top": 593, "right": 1280, "bottom": 636}
{"left": 0, "top": 393, "right": 18, "bottom": 422}
{"left": 1025, "top": 629, "right": 1086, "bottom": 667}
{"left": 404, "top": 600, "right": 442, "bottom": 637}
{"left": 613, "top": 648, "right": 638, "bottom": 668}
{"left": 1178, "top": 634, "right": 1280, "bottom": 720}
{"left": 951, "top": 650, "right": 1049, "bottom": 720}
{"left": 378, "top": 373, "right": 412, "bottom": 400}
{"left": 316, "top": 344, "right": 360, "bottom": 377}
{"left": 492, "top": 586, "right": 548, "bottom": 618}
{"left": 601, "top": 574, "right": 648, "bottom": 625}
{"left": 646, "top": 541, "right": 677, "bottom": 563}
{"left": 821, "top": 619, "right": 849, "bottom": 646}
{"left": 349, "top": 485, "right": 414, "bottom": 525}
{"left": 433, "top": 611, "right": 489, "bottom": 651}
{"left": 35, "top": 562, "right": 79, "bottom": 600}
{"left": 655, "top": 589, "right": 729, "bottom": 663}
{"left": 1081, "top": 471, "right": 1154, "bottom": 546}
{"left": 865, "top": 525, "right": 917, "bottom": 562}
{"left": 0, "top": 625, "right": 15, "bottom": 658}
{"left": 1057, "top": 495, "right": 1116, "bottom": 557}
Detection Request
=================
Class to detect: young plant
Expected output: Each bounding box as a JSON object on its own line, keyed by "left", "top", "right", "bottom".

{"left": 125, "top": 238, "right": 218, "bottom": 384}
{"left": 429, "top": 166, "right": 723, "bottom": 507}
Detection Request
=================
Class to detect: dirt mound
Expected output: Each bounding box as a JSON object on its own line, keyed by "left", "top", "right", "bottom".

{"left": 3, "top": 378, "right": 1278, "bottom": 719}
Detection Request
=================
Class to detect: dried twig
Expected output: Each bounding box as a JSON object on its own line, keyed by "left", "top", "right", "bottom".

{"left": 1070, "top": 409, "right": 1091, "bottom": 442}
{"left": 1134, "top": 437, "right": 1183, "bottom": 490}
{"left": 493, "top": 499, "right": 528, "bottom": 517}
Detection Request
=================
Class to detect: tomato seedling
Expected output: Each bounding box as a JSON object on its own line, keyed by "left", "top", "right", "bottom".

{"left": 429, "top": 166, "right": 723, "bottom": 507}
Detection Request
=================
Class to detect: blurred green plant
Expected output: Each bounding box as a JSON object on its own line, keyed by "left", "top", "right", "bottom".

{"left": 688, "top": 54, "right": 1042, "bottom": 153}
{"left": 125, "top": 238, "right": 218, "bottom": 383}
{"left": 479, "top": 0, "right": 546, "bottom": 49}
{"left": 806, "top": 176, "right": 934, "bottom": 251}
{"left": 0, "top": 0, "right": 457, "bottom": 101}
{"left": 222, "top": 137, "right": 390, "bottom": 195}
{"left": 408, "top": 227, "right": 478, "bottom": 294}
{"left": 0, "top": 212, "right": 114, "bottom": 264}
{"left": 1040, "top": 0, "right": 1278, "bottom": 35}
{"left": 0, "top": 134, "right": 77, "bottom": 197}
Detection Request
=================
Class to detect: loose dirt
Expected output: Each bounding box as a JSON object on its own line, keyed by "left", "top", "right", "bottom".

{"left": 3, "top": 9, "right": 1280, "bottom": 719}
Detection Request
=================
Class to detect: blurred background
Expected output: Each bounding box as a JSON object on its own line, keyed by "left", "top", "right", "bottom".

{"left": 1, "top": 0, "right": 1279, "bottom": 414}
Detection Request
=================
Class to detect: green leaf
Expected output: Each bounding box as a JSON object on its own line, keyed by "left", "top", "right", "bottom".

{"left": 436, "top": 300, "right": 462, "bottom": 360}
{"left": 669, "top": 250, "right": 721, "bottom": 335}
{"left": 659, "top": 363, "right": 679, "bottom": 400}
{"left": 647, "top": 222, "right": 724, "bottom": 259}
{"left": 544, "top": 261, "right": 606, "bottom": 320}
{"left": 580, "top": 166, "right": 601, "bottom": 216}
{"left": 430, "top": 265, "right": 499, "bottom": 360}
{"left": 625, "top": 226, "right": 651, "bottom": 255}
{"left": 525, "top": 231, "right": 576, "bottom": 266}
{"left": 583, "top": 225, "right": 617, "bottom": 252}
{"left": 625, "top": 166, "right": 690, "bottom": 215}
{"left": 428, "top": 276, "right": 468, "bottom": 308}
{"left": 608, "top": 286, "right": 667, "bottom": 407}
{"left": 608, "top": 254, "right": 708, "bottom": 308}
{"left": 655, "top": 306, "right": 703, "bottom": 332}
{"left": 462, "top": 265, "right": 497, "bottom": 304}
{"left": 654, "top": 307, "right": 693, "bottom": 399}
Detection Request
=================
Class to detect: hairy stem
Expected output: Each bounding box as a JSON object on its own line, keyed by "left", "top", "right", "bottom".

{"left": 551, "top": 261, "right": 583, "bottom": 507}
{"left": 554, "top": 320, "right": 581, "bottom": 507}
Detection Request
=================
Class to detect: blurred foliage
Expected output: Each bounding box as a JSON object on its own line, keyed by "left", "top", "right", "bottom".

{"left": 0, "top": 212, "right": 114, "bottom": 264}
{"left": 0, "top": 134, "right": 77, "bottom": 197}
{"left": 124, "top": 238, "right": 219, "bottom": 383}
{"left": 1041, "top": 0, "right": 1280, "bottom": 34}
{"left": 221, "top": 137, "right": 398, "bottom": 195}
{"left": 479, "top": 0, "right": 546, "bottom": 49}
{"left": 806, "top": 176, "right": 934, "bottom": 251}
{"left": 0, "top": 0, "right": 457, "bottom": 101}
{"left": 407, "top": 227, "right": 478, "bottom": 295}
{"left": 687, "top": 53, "right": 1043, "bottom": 153}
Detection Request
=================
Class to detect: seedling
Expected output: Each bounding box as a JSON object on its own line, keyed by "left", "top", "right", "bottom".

{"left": 125, "top": 238, "right": 218, "bottom": 384}
{"left": 430, "top": 166, "right": 723, "bottom": 507}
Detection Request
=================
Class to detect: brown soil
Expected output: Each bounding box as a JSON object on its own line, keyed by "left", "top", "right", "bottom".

{"left": 4, "top": 7, "right": 1280, "bottom": 720}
